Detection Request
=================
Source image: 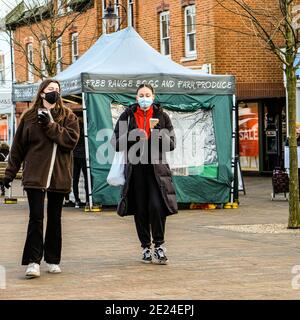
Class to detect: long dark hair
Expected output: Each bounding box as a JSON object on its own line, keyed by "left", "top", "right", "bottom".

{"left": 21, "top": 79, "right": 71, "bottom": 122}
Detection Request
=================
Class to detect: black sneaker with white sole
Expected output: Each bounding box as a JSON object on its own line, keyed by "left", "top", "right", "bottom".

{"left": 142, "top": 248, "right": 152, "bottom": 263}
{"left": 153, "top": 246, "right": 168, "bottom": 265}
{"left": 75, "top": 200, "right": 85, "bottom": 208}
{"left": 63, "top": 200, "right": 75, "bottom": 207}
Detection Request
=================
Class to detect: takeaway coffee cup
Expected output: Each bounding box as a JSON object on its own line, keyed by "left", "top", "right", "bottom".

{"left": 150, "top": 118, "right": 159, "bottom": 130}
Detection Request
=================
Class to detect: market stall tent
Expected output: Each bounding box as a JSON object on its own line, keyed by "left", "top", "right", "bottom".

{"left": 13, "top": 27, "right": 236, "bottom": 207}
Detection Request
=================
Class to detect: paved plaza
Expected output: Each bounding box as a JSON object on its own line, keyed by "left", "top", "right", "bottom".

{"left": 0, "top": 176, "right": 300, "bottom": 300}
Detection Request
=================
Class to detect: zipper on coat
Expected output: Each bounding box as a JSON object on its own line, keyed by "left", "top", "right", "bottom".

{"left": 45, "top": 111, "right": 58, "bottom": 189}
{"left": 141, "top": 111, "right": 147, "bottom": 161}
{"left": 46, "top": 143, "right": 57, "bottom": 189}
{"left": 143, "top": 111, "right": 146, "bottom": 131}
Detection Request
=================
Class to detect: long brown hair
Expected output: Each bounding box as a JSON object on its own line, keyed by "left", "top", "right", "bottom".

{"left": 21, "top": 79, "right": 71, "bottom": 122}
{"left": 136, "top": 83, "right": 155, "bottom": 95}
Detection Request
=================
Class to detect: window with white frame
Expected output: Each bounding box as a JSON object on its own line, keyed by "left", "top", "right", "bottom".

{"left": 102, "top": 0, "right": 107, "bottom": 34}
{"left": 57, "top": 0, "right": 64, "bottom": 15}
{"left": 0, "top": 53, "right": 4, "bottom": 84}
{"left": 40, "top": 40, "right": 48, "bottom": 78}
{"left": 56, "top": 37, "right": 63, "bottom": 73}
{"left": 184, "top": 5, "right": 196, "bottom": 57}
{"left": 160, "top": 11, "right": 170, "bottom": 56}
{"left": 114, "top": 0, "right": 120, "bottom": 31}
{"left": 27, "top": 43, "right": 34, "bottom": 83}
{"left": 71, "top": 33, "right": 79, "bottom": 63}
{"left": 57, "top": 0, "right": 71, "bottom": 15}
{"left": 128, "top": 0, "right": 134, "bottom": 27}
{"left": 66, "top": 0, "right": 73, "bottom": 12}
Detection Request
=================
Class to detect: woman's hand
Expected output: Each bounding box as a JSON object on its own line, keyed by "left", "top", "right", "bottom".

{"left": 38, "top": 111, "right": 50, "bottom": 126}
{"left": 153, "top": 123, "right": 161, "bottom": 130}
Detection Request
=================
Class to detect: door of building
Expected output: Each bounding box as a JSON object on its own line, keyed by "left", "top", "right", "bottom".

{"left": 260, "top": 98, "right": 286, "bottom": 172}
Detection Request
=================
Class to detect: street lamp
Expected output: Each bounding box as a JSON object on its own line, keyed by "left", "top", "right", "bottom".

{"left": 102, "top": 1, "right": 127, "bottom": 31}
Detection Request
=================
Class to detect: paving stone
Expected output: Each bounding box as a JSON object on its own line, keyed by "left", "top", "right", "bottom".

{"left": 0, "top": 177, "right": 300, "bottom": 299}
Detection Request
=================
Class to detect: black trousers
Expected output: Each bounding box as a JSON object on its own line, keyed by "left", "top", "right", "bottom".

{"left": 130, "top": 164, "right": 167, "bottom": 249}
{"left": 73, "top": 157, "right": 89, "bottom": 203}
{"left": 1, "top": 183, "right": 5, "bottom": 196}
{"left": 22, "top": 189, "right": 65, "bottom": 265}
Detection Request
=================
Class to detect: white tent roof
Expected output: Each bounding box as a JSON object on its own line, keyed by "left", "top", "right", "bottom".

{"left": 13, "top": 27, "right": 235, "bottom": 101}
{"left": 56, "top": 27, "right": 205, "bottom": 79}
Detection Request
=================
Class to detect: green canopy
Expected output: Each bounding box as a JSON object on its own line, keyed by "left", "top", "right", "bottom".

{"left": 86, "top": 92, "right": 233, "bottom": 205}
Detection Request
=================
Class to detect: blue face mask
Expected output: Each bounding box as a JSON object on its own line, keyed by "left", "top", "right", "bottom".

{"left": 138, "top": 97, "right": 153, "bottom": 109}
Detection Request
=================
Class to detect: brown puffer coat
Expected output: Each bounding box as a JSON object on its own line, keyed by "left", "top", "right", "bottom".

{"left": 5, "top": 109, "right": 79, "bottom": 193}
{"left": 111, "top": 103, "right": 178, "bottom": 216}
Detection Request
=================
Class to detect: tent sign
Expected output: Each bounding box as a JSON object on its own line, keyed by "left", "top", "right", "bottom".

{"left": 12, "top": 79, "right": 82, "bottom": 102}
{"left": 12, "top": 74, "right": 235, "bottom": 102}
{"left": 82, "top": 73, "right": 235, "bottom": 95}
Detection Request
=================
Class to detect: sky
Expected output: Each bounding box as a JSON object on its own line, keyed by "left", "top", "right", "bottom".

{"left": 0, "top": 0, "right": 20, "bottom": 18}
{"left": 0, "top": 1, "right": 49, "bottom": 18}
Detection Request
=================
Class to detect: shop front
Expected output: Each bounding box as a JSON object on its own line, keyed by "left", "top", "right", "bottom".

{"left": 238, "top": 98, "right": 286, "bottom": 174}
{"left": 0, "top": 91, "right": 13, "bottom": 145}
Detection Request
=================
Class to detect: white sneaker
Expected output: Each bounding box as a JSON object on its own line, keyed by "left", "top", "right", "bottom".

{"left": 25, "top": 263, "right": 40, "bottom": 278}
{"left": 153, "top": 246, "right": 169, "bottom": 265}
{"left": 141, "top": 247, "right": 152, "bottom": 264}
{"left": 47, "top": 263, "right": 61, "bottom": 274}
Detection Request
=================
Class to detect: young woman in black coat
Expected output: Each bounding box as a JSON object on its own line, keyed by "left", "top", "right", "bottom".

{"left": 111, "top": 84, "right": 178, "bottom": 265}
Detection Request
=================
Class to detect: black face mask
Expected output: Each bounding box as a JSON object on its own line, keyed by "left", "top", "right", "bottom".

{"left": 43, "top": 91, "right": 60, "bottom": 104}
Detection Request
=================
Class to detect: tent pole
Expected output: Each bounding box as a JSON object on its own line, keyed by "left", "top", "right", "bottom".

{"left": 10, "top": 28, "right": 16, "bottom": 146}
{"left": 230, "top": 94, "right": 237, "bottom": 204}
{"left": 234, "top": 94, "right": 240, "bottom": 202}
{"left": 82, "top": 92, "right": 93, "bottom": 210}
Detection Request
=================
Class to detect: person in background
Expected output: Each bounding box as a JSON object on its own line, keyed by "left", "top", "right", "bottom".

{"left": 63, "top": 192, "right": 75, "bottom": 207}
{"left": 3, "top": 79, "right": 79, "bottom": 278}
{"left": 72, "top": 113, "right": 89, "bottom": 208}
{"left": 0, "top": 142, "right": 10, "bottom": 196}
{"left": 284, "top": 123, "right": 300, "bottom": 147}
{"left": 0, "top": 142, "right": 9, "bottom": 161}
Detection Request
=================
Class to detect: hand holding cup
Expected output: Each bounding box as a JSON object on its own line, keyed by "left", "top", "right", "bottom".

{"left": 150, "top": 118, "right": 159, "bottom": 130}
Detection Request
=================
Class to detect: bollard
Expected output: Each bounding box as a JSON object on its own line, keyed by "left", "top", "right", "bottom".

{"left": 84, "top": 204, "right": 102, "bottom": 213}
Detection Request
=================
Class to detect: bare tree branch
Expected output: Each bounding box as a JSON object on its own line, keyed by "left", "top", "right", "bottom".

{"left": 4, "top": 0, "right": 94, "bottom": 80}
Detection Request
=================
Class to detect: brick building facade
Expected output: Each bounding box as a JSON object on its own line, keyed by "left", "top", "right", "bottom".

{"left": 135, "top": 0, "right": 286, "bottom": 173}
{"left": 8, "top": 0, "right": 287, "bottom": 173}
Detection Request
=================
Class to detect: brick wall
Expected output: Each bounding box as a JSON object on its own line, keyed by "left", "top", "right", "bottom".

{"left": 212, "top": 0, "right": 285, "bottom": 98}
{"left": 14, "top": 4, "right": 100, "bottom": 83}
{"left": 13, "top": 0, "right": 288, "bottom": 100}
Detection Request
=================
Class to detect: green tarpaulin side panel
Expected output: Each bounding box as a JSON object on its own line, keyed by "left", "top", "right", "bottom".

{"left": 172, "top": 175, "right": 231, "bottom": 203}
{"left": 86, "top": 93, "right": 121, "bottom": 205}
{"left": 86, "top": 92, "right": 233, "bottom": 205}
{"left": 212, "top": 95, "right": 233, "bottom": 186}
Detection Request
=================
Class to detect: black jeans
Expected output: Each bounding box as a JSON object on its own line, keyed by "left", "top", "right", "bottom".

{"left": 1, "top": 183, "right": 5, "bottom": 196}
{"left": 73, "top": 157, "right": 89, "bottom": 203}
{"left": 131, "top": 164, "right": 167, "bottom": 249}
{"left": 22, "top": 189, "right": 65, "bottom": 265}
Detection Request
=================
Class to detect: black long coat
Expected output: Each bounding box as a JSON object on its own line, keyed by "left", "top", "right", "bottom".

{"left": 111, "top": 103, "right": 178, "bottom": 216}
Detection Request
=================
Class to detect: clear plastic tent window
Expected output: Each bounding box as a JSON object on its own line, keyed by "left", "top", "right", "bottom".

{"left": 165, "top": 109, "right": 218, "bottom": 177}
{"left": 111, "top": 104, "right": 218, "bottom": 178}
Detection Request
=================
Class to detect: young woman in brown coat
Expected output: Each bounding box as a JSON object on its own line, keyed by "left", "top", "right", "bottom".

{"left": 4, "top": 79, "right": 79, "bottom": 278}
